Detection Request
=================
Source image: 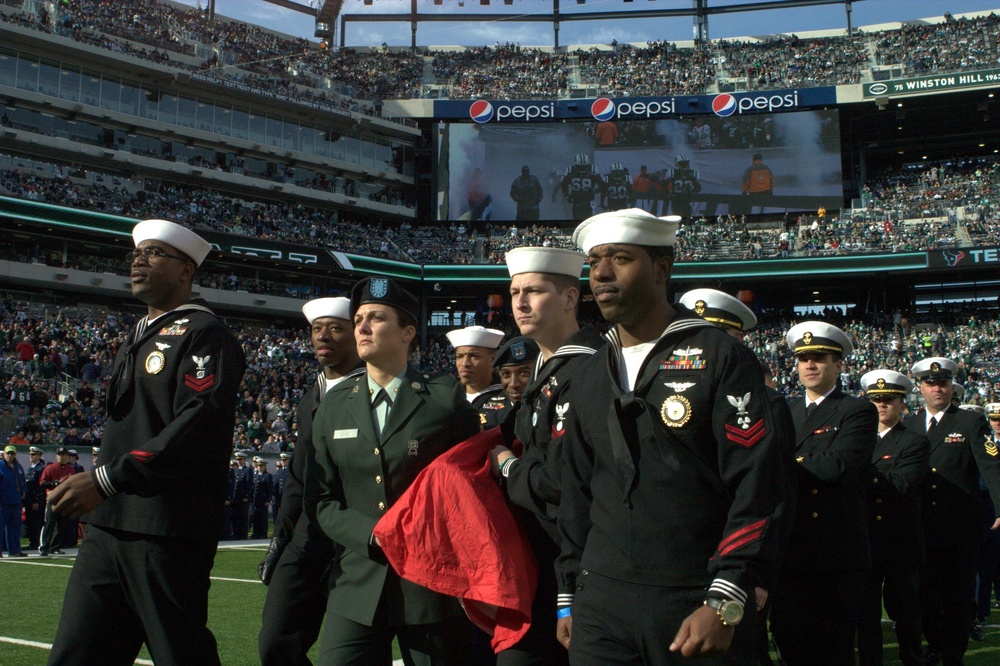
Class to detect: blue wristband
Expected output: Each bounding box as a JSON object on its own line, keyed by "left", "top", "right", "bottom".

{"left": 557, "top": 607, "right": 572, "bottom": 619}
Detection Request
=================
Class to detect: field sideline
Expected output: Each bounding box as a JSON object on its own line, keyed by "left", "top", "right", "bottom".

{"left": 2, "top": 542, "right": 999, "bottom": 665}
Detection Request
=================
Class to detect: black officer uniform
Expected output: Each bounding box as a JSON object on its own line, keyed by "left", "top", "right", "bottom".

{"left": 232, "top": 456, "right": 252, "bottom": 539}
{"left": 272, "top": 458, "right": 288, "bottom": 519}
{"left": 258, "top": 365, "right": 364, "bottom": 666}
{"left": 24, "top": 451, "right": 46, "bottom": 549}
{"left": 556, "top": 314, "right": 795, "bottom": 664}
{"left": 904, "top": 359, "right": 1000, "bottom": 666}
{"left": 770, "top": 324, "right": 878, "bottom": 666}
{"left": 221, "top": 464, "right": 235, "bottom": 541}
{"left": 497, "top": 324, "right": 605, "bottom": 666}
{"left": 251, "top": 463, "right": 274, "bottom": 539}
{"left": 49, "top": 300, "right": 245, "bottom": 665}
{"left": 856, "top": 371, "right": 929, "bottom": 666}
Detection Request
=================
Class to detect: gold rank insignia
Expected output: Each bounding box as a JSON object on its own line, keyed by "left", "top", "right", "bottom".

{"left": 802, "top": 332, "right": 813, "bottom": 345}
{"left": 876, "top": 378, "right": 885, "bottom": 389}
{"left": 796, "top": 456, "right": 805, "bottom": 463}
{"left": 986, "top": 438, "right": 999, "bottom": 458}
{"left": 931, "top": 362, "right": 941, "bottom": 372}
{"left": 661, "top": 395, "right": 692, "bottom": 428}
{"left": 145, "top": 351, "right": 165, "bottom": 374}
{"left": 694, "top": 300, "right": 706, "bottom": 315}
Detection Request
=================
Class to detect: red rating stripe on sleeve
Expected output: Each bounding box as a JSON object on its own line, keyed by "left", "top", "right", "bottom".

{"left": 724, "top": 419, "right": 766, "bottom": 448}
{"left": 184, "top": 374, "right": 216, "bottom": 392}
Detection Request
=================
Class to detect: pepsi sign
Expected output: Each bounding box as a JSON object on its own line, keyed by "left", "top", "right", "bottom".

{"left": 712, "top": 91, "right": 801, "bottom": 116}
{"left": 591, "top": 98, "right": 616, "bottom": 121}
{"left": 469, "top": 100, "right": 555, "bottom": 122}
{"left": 469, "top": 100, "right": 494, "bottom": 123}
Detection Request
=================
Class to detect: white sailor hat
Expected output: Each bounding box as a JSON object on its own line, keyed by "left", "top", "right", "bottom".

{"left": 572, "top": 208, "right": 680, "bottom": 254}
{"left": 985, "top": 403, "right": 1000, "bottom": 419}
{"left": 679, "top": 288, "right": 757, "bottom": 331}
{"left": 132, "top": 219, "right": 212, "bottom": 266}
{"left": 952, "top": 382, "right": 965, "bottom": 400}
{"left": 506, "top": 247, "right": 585, "bottom": 279}
{"left": 445, "top": 326, "right": 505, "bottom": 350}
{"left": 860, "top": 370, "right": 912, "bottom": 396}
{"left": 302, "top": 297, "right": 351, "bottom": 324}
{"left": 279, "top": 452, "right": 292, "bottom": 459}
{"left": 959, "top": 403, "right": 984, "bottom": 415}
{"left": 234, "top": 451, "right": 247, "bottom": 459}
{"left": 911, "top": 357, "right": 957, "bottom": 382}
{"left": 29, "top": 446, "right": 43, "bottom": 454}
{"left": 92, "top": 446, "right": 101, "bottom": 454}
{"left": 785, "top": 321, "right": 853, "bottom": 357}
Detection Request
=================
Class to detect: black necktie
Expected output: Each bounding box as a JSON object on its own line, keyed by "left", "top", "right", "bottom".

{"left": 805, "top": 402, "right": 817, "bottom": 419}
{"left": 928, "top": 418, "right": 938, "bottom": 434}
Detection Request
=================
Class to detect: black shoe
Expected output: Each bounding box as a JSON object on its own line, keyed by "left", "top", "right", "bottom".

{"left": 972, "top": 621, "right": 986, "bottom": 641}
{"left": 9, "top": 552, "right": 28, "bottom": 557}
{"left": 925, "top": 649, "right": 943, "bottom": 665}
{"left": 50, "top": 549, "right": 64, "bottom": 555}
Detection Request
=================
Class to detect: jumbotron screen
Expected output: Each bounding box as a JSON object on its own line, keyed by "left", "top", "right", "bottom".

{"left": 436, "top": 109, "right": 843, "bottom": 222}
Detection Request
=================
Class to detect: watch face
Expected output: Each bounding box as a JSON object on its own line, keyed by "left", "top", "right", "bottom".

{"left": 720, "top": 601, "right": 744, "bottom": 625}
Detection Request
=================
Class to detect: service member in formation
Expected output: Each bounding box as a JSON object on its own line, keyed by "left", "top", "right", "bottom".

{"left": 904, "top": 357, "right": 1000, "bottom": 666}
{"left": 272, "top": 451, "right": 291, "bottom": 520}
{"left": 232, "top": 450, "right": 252, "bottom": 539}
{"left": 446, "top": 325, "right": 507, "bottom": 427}
{"left": 975, "top": 403, "right": 1000, "bottom": 640}
{"left": 769, "top": 322, "right": 878, "bottom": 666}
{"left": 678, "top": 288, "right": 758, "bottom": 341}
{"left": 490, "top": 245, "right": 605, "bottom": 666}
{"left": 46, "top": 218, "right": 245, "bottom": 665}
{"left": 258, "top": 296, "right": 363, "bottom": 665}
{"left": 251, "top": 457, "right": 274, "bottom": 539}
{"left": 681, "top": 287, "right": 794, "bottom": 666}
{"left": 305, "top": 276, "right": 481, "bottom": 665}
{"left": 554, "top": 209, "right": 794, "bottom": 665}
{"left": 856, "top": 370, "right": 929, "bottom": 666}
{"left": 24, "top": 445, "right": 46, "bottom": 550}
{"left": 492, "top": 336, "right": 540, "bottom": 423}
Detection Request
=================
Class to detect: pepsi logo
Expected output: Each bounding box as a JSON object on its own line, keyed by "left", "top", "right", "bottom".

{"left": 712, "top": 94, "right": 737, "bottom": 117}
{"left": 469, "top": 100, "right": 494, "bottom": 123}
{"left": 591, "top": 98, "right": 616, "bottom": 122}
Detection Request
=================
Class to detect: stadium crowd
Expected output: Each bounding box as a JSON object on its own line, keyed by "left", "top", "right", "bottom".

{"left": 3, "top": 0, "right": 1000, "bottom": 105}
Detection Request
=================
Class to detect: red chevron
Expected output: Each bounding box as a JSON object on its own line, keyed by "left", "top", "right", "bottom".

{"left": 718, "top": 526, "right": 766, "bottom": 557}
{"left": 717, "top": 519, "right": 767, "bottom": 553}
{"left": 129, "top": 450, "right": 154, "bottom": 463}
{"left": 724, "top": 419, "right": 766, "bottom": 448}
{"left": 185, "top": 373, "right": 215, "bottom": 392}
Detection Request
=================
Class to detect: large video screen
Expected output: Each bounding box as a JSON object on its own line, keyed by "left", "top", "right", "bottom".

{"left": 437, "top": 109, "right": 843, "bottom": 221}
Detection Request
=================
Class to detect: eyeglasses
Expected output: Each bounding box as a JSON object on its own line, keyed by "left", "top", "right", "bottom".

{"left": 126, "top": 247, "right": 191, "bottom": 264}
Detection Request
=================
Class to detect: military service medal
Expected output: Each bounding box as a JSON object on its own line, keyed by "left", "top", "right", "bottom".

{"left": 145, "top": 351, "right": 166, "bottom": 374}
{"left": 661, "top": 395, "right": 692, "bottom": 427}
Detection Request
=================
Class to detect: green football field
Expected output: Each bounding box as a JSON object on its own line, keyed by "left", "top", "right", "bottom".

{"left": 2, "top": 541, "right": 1000, "bottom": 665}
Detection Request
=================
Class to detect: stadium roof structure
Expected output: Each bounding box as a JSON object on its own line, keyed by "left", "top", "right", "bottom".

{"left": 261, "top": 0, "right": 861, "bottom": 49}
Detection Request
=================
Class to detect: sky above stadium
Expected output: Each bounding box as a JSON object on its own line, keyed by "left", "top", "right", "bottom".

{"left": 173, "top": 0, "right": 1000, "bottom": 47}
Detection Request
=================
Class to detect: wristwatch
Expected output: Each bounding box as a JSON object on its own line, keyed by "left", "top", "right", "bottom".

{"left": 704, "top": 597, "right": 744, "bottom": 626}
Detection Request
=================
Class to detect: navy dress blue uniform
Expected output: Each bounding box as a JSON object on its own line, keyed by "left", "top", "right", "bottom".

{"left": 251, "top": 466, "right": 274, "bottom": 538}
{"left": 556, "top": 316, "right": 796, "bottom": 665}
{"left": 306, "top": 366, "right": 481, "bottom": 665}
{"left": 905, "top": 402, "right": 1000, "bottom": 665}
{"left": 232, "top": 458, "right": 252, "bottom": 539}
{"left": 770, "top": 388, "right": 878, "bottom": 666}
{"left": 498, "top": 325, "right": 604, "bottom": 666}
{"left": 221, "top": 465, "right": 235, "bottom": 540}
{"left": 258, "top": 367, "right": 363, "bottom": 665}
{"left": 48, "top": 300, "right": 245, "bottom": 666}
{"left": 272, "top": 462, "right": 288, "bottom": 519}
{"left": 857, "top": 421, "right": 930, "bottom": 666}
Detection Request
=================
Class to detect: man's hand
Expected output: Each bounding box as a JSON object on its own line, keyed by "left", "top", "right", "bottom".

{"left": 556, "top": 616, "right": 572, "bottom": 650}
{"left": 490, "top": 444, "right": 515, "bottom": 478}
{"left": 258, "top": 537, "right": 288, "bottom": 585}
{"left": 755, "top": 587, "right": 768, "bottom": 611}
{"left": 991, "top": 516, "right": 1000, "bottom": 531}
{"left": 48, "top": 473, "right": 104, "bottom": 519}
{"left": 669, "top": 604, "right": 735, "bottom": 658}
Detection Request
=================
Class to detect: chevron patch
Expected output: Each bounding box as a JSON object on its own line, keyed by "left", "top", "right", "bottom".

{"left": 724, "top": 419, "right": 766, "bottom": 448}
{"left": 129, "top": 450, "right": 154, "bottom": 463}
{"left": 987, "top": 439, "right": 999, "bottom": 458}
{"left": 185, "top": 373, "right": 216, "bottom": 392}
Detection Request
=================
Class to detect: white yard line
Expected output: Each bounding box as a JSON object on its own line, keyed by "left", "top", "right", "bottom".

{"left": 0, "top": 636, "right": 153, "bottom": 665}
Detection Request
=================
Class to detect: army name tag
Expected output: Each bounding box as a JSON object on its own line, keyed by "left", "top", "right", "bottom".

{"left": 334, "top": 429, "right": 358, "bottom": 439}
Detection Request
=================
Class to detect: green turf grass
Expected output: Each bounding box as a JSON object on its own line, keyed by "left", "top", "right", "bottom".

{"left": 2, "top": 546, "right": 999, "bottom": 665}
